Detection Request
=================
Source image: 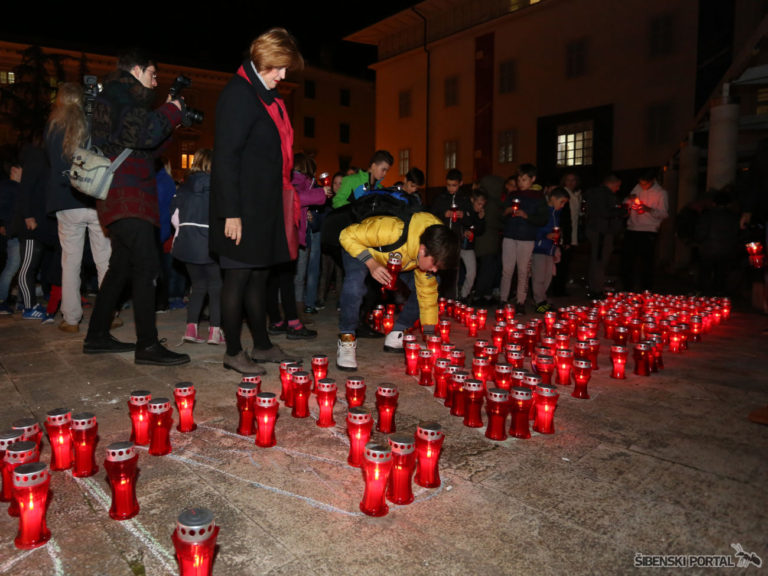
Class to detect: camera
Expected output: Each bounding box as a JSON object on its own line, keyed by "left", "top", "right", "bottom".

{"left": 83, "top": 75, "right": 101, "bottom": 117}
{"left": 169, "top": 75, "right": 204, "bottom": 126}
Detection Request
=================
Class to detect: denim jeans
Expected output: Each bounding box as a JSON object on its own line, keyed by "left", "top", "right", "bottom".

{"left": 0, "top": 237, "right": 20, "bottom": 301}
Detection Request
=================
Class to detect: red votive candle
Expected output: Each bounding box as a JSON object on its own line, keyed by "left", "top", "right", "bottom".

{"left": 467, "top": 314, "right": 479, "bottom": 337}
{"left": 438, "top": 319, "right": 451, "bottom": 343}
{"left": 45, "top": 408, "right": 73, "bottom": 471}
{"left": 172, "top": 507, "right": 219, "bottom": 576}
{"left": 506, "top": 349, "right": 525, "bottom": 369}
{"left": 71, "top": 412, "right": 98, "bottom": 478}
{"left": 148, "top": 398, "right": 173, "bottom": 456}
{"left": 386, "top": 433, "right": 416, "bottom": 505}
{"left": 483, "top": 345, "right": 500, "bottom": 366}
{"left": 555, "top": 348, "right": 573, "bottom": 385}
{"left": 533, "top": 383, "right": 559, "bottom": 435}
{"left": 494, "top": 362, "right": 513, "bottom": 390}
{"left": 463, "top": 379, "right": 485, "bottom": 428}
{"left": 485, "top": 388, "right": 510, "bottom": 441}
{"left": 11, "top": 418, "right": 42, "bottom": 453}
{"left": 382, "top": 313, "right": 395, "bottom": 334}
{"left": 571, "top": 359, "right": 592, "bottom": 399}
{"left": 668, "top": 325, "right": 683, "bottom": 353}
{"left": 633, "top": 343, "right": 652, "bottom": 376}
{"left": 284, "top": 363, "right": 302, "bottom": 408}
{"left": 254, "top": 393, "right": 279, "bottom": 448}
{"left": 450, "top": 348, "right": 466, "bottom": 368}
{"left": 414, "top": 421, "right": 444, "bottom": 488}
{"left": 4, "top": 441, "right": 38, "bottom": 514}
{"left": 375, "top": 384, "right": 399, "bottom": 433}
{"left": 588, "top": 338, "right": 601, "bottom": 370}
{"left": 345, "top": 376, "right": 366, "bottom": 408}
{"left": 104, "top": 441, "right": 140, "bottom": 520}
{"left": 404, "top": 342, "right": 421, "bottom": 375}
{"left": 128, "top": 390, "right": 151, "bottom": 446}
{"left": 315, "top": 379, "right": 337, "bottom": 427}
{"left": 472, "top": 355, "right": 490, "bottom": 385}
{"left": 278, "top": 361, "right": 296, "bottom": 406}
{"left": 491, "top": 325, "right": 506, "bottom": 349}
{"left": 613, "top": 326, "right": 629, "bottom": 346}
{"left": 426, "top": 334, "right": 442, "bottom": 357}
{"left": 291, "top": 371, "right": 312, "bottom": 419}
{"left": 522, "top": 372, "right": 542, "bottom": 420}
{"left": 311, "top": 354, "right": 329, "bottom": 391}
{"left": 610, "top": 345, "right": 628, "bottom": 379}
{"left": 384, "top": 252, "right": 402, "bottom": 291}
{"left": 360, "top": 443, "right": 394, "bottom": 517}
{"left": 533, "top": 354, "right": 555, "bottom": 385}
{"left": 12, "top": 462, "right": 51, "bottom": 549}
{"left": 439, "top": 342, "right": 455, "bottom": 360}
{"left": 573, "top": 341, "right": 591, "bottom": 363}
{"left": 346, "top": 407, "right": 373, "bottom": 467}
{"left": 418, "top": 348, "right": 435, "bottom": 387}
{"left": 477, "top": 308, "right": 488, "bottom": 329}
{"left": 0, "top": 430, "right": 24, "bottom": 500}
{"left": 433, "top": 358, "right": 451, "bottom": 399}
{"left": 449, "top": 371, "right": 469, "bottom": 417}
{"left": 236, "top": 379, "right": 260, "bottom": 436}
{"left": 174, "top": 382, "right": 197, "bottom": 433}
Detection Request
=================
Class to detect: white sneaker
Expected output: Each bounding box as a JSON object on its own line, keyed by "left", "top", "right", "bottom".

{"left": 383, "top": 330, "right": 404, "bottom": 353}
{"left": 336, "top": 336, "right": 358, "bottom": 371}
{"left": 207, "top": 326, "right": 225, "bottom": 345}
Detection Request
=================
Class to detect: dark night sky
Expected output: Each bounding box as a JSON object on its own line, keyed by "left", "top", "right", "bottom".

{"left": 6, "top": 3, "right": 419, "bottom": 77}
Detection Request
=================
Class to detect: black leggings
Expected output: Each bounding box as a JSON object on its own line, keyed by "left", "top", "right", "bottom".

{"left": 266, "top": 261, "right": 298, "bottom": 324}
{"left": 186, "top": 262, "right": 222, "bottom": 326}
{"left": 221, "top": 267, "right": 271, "bottom": 356}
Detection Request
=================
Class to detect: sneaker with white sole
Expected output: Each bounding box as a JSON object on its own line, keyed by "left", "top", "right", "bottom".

{"left": 336, "top": 334, "right": 358, "bottom": 371}
{"left": 383, "top": 330, "right": 404, "bottom": 353}
{"left": 40, "top": 313, "right": 56, "bottom": 325}
{"left": 183, "top": 323, "right": 205, "bottom": 343}
{"left": 207, "top": 326, "right": 225, "bottom": 345}
{"left": 22, "top": 305, "right": 46, "bottom": 320}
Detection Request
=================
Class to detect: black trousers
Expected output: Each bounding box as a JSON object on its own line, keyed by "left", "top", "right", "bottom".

{"left": 620, "top": 230, "right": 658, "bottom": 292}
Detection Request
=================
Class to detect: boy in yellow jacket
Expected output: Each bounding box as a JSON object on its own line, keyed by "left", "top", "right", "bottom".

{"left": 336, "top": 212, "right": 459, "bottom": 370}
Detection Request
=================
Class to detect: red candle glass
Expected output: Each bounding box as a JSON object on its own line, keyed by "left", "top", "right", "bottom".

{"left": 386, "top": 433, "right": 416, "bottom": 505}
{"left": 4, "top": 441, "right": 38, "bottom": 514}
{"left": 449, "top": 371, "right": 468, "bottom": 417}
{"left": 148, "top": 398, "right": 173, "bottom": 456}
{"left": 174, "top": 382, "right": 197, "bottom": 433}
{"left": 345, "top": 376, "right": 366, "bottom": 408}
{"left": 522, "top": 373, "right": 542, "bottom": 420}
{"left": 404, "top": 342, "right": 421, "bottom": 375}
{"left": 462, "top": 379, "right": 485, "bottom": 428}
{"left": 613, "top": 326, "right": 629, "bottom": 346}
{"left": 104, "top": 441, "right": 140, "bottom": 520}
{"left": 633, "top": 343, "right": 652, "bottom": 376}
{"left": 128, "top": 390, "right": 151, "bottom": 446}
{"left": 315, "top": 378, "right": 337, "bottom": 427}
{"left": 254, "top": 392, "right": 279, "bottom": 448}
{"left": 438, "top": 319, "right": 451, "bottom": 343}
{"left": 236, "top": 379, "right": 260, "bottom": 436}
{"left": 172, "top": 507, "right": 219, "bottom": 576}
{"left": 485, "top": 388, "right": 509, "bottom": 441}
{"left": 433, "top": 358, "right": 451, "bottom": 399}
{"left": 382, "top": 313, "right": 395, "bottom": 334}
{"left": 414, "top": 421, "right": 444, "bottom": 488}
{"left": 610, "top": 345, "right": 628, "bottom": 379}
{"left": 360, "top": 443, "right": 394, "bottom": 517}
{"left": 375, "top": 384, "right": 399, "bottom": 433}
{"left": 71, "top": 412, "right": 99, "bottom": 478}
{"left": 45, "top": 408, "right": 73, "bottom": 471}
{"left": 506, "top": 349, "right": 525, "bottom": 369}
{"left": 426, "top": 334, "right": 442, "bottom": 356}
{"left": 0, "top": 430, "right": 24, "bottom": 499}
{"left": 346, "top": 407, "right": 373, "bottom": 467}
{"left": 472, "top": 355, "right": 490, "bottom": 385}
{"left": 284, "top": 363, "right": 302, "bottom": 408}
{"left": 473, "top": 339, "right": 490, "bottom": 359}
{"left": 571, "top": 359, "right": 592, "bottom": 399}
{"left": 555, "top": 348, "right": 573, "bottom": 385}
{"left": 11, "top": 418, "right": 43, "bottom": 453}
{"left": 311, "top": 354, "right": 329, "bottom": 391}
{"left": 450, "top": 348, "right": 466, "bottom": 368}
{"left": 533, "top": 354, "right": 555, "bottom": 385}
{"left": 418, "top": 348, "right": 435, "bottom": 386}
{"left": 291, "top": 371, "right": 312, "bottom": 418}
{"left": 532, "top": 383, "right": 559, "bottom": 435}
{"left": 12, "top": 462, "right": 51, "bottom": 549}
{"left": 477, "top": 308, "right": 488, "bottom": 329}
{"left": 384, "top": 252, "right": 403, "bottom": 291}
{"left": 494, "top": 362, "right": 513, "bottom": 390}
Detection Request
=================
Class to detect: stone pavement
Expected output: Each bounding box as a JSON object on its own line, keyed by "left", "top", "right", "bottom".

{"left": 0, "top": 290, "right": 766, "bottom": 576}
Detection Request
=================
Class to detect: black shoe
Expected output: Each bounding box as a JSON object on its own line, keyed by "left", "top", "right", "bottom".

{"left": 356, "top": 323, "right": 385, "bottom": 339}
{"left": 286, "top": 324, "right": 318, "bottom": 340}
{"left": 135, "top": 341, "right": 190, "bottom": 366}
{"left": 303, "top": 306, "right": 318, "bottom": 315}
{"left": 83, "top": 335, "right": 136, "bottom": 354}
{"left": 268, "top": 322, "right": 287, "bottom": 335}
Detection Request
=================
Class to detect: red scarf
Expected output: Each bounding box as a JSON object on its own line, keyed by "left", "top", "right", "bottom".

{"left": 237, "top": 65, "right": 300, "bottom": 259}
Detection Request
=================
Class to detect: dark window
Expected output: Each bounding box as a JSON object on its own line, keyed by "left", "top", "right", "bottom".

{"left": 566, "top": 38, "right": 588, "bottom": 79}
{"left": 340, "top": 88, "right": 351, "bottom": 107}
{"left": 399, "top": 90, "right": 412, "bottom": 118}
{"left": 340, "top": 123, "right": 350, "bottom": 144}
{"left": 304, "top": 79, "right": 316, "bottom": 99}
{"left": 304, "top": 116, "right": 315, "bottom": 139}
{"left": 499, "top": 59, "right": 516, "bottom": 94}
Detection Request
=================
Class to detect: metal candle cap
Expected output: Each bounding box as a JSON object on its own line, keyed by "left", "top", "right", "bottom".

{"left": 416, "top": 421, "right": 443, "bottom": 441}
{"left": 13, "top": 462, "right": 49, "bottom": 488}
{"left": 555, "top": 348, "right": 573, "bottom": 359}
{"left": 45, "top": 408, "right": 72, "bottom": 425}
{"left": 522, "top": 373, "right": 542, "bottom": 386}
{"left": 241, "top": 375, "right": 262, "bottom": 385}
{"left": 536, "top": 354, "right": 554, "bottom": 365}
{"left": 255, "top": 392, "right": 278, "bottom": 408}
{"left": 148, "top": 398, "right": 171, "bottom": 414}
{"left": 0, "top": 429, "right": 24, "bottom": 450}
{"left": 388, "top": 433, "right": 416, "bottom": 454}
{"left": 291, "top": 371, "right": 311, "bottom": 384}
{"left": 488, "top": 388, "right": 510, "bottom": 403}
{"left": 5, "top": 440, "right": 36, "bottom": 462}
{"left": 346, "top": 376, "right": 365, "bottom": 389}
{"left": 634, "top": 342, "right": 652, "bottom": 352}
{"left": 452, "top": 371, "right": 469, "bottom": 383}
{"left": 106, "top": 441, "right": 136, "bottom": 462}
{"left": 347, "top": 407, "right": 372, "bottom": 424}
{"left": 316, "top": 379, "right": 337, "bottom": 393}
{"left": 11, "top": 418, "right": 40, "bottom": 437}
{"left": 573, "top": 359, "right": 592, "bottom": 370}
{"left": 176, "top": 507, "right": 216, "bottom": 543}
{"left": 71, "top": 412, "right": 97, "bottom": 431}
{"left": 418, "top": 349, "right": 433, "bottom": 359}
{"left": 535, "top": 383, "right": 559, "bottom": 397}
{"left": 435, "top": 358, "right": 451, "bottom": 370}
{"left": 174, "top": 382, "right": 195, "bottom": 396}
{"left": 311, "top": 354, "right": 329, "bottom": 365}
{"left": 129, "top": 390, "right": 152, "bottom": 405}
{"left": 238, "top": 382, "right": 260, "bottom": 396}
{"left": 279, "top": 360, "right": 295, "bottom": 371}
{"left": 464, "top": 379, "right": 483, "bottom": 392}
{"left": 286, "top": 364, "right": 302, "bottom": 375}
{"left": 495, "top": 362, "right": 512, "bottom": 374}
{"left": 611, "top": 345, "right": 628, "bottom": 355}
{"left": 376, "top": 384, "right": 398, "bottom": 397}
{"left": 510, "top": 386, "right": 532, "bottom": 401}
{"left": 364, "top": 442, "right": 392, "bottom": 463}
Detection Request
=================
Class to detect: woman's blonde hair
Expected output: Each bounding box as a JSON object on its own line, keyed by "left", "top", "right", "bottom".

{"left": 48, "top": 83, "right": 87, "bottom": 160}
{"left": 249, "top": 27, "right": 304, "bottom": 74}
{"left": 190, "top": 148, "right": 212, "bottom": 174}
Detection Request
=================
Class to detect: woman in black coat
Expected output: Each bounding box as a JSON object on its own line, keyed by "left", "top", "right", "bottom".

{"left": 210, "top": 27, "right": 304, "bottom": 374}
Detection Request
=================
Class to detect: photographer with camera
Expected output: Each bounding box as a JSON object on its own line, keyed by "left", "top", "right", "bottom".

{"left": 83, "top": 48, "right": 190, "bottom": 366}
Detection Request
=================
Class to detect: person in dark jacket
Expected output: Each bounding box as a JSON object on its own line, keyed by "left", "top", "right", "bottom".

{"left": 83, "top": 48, "right": 188, "bottom": 365}
{"left": 170, "top": 149, "right": 223, "bottom": 344}
{"left": 583, "top": 174, "right": 625, "bottom": 298}
{"left": 45, "top": 82, "right": 112, "bottom": 332}
{"left": 210, "top": 27, "right": 304, "bottom": 375}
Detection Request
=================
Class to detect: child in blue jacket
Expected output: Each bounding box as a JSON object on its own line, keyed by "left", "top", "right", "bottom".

{"left": 531, "top": 187, "right": 569, "bottom": 313}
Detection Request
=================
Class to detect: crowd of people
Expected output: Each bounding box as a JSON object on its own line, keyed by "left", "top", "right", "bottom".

{"left": 0, "top": 27, "right": 763, "bottom": 377}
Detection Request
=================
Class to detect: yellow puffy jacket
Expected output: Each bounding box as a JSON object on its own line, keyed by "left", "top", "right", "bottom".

{"left": 340, "top": 212, "right": 442, "bottom": 327}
